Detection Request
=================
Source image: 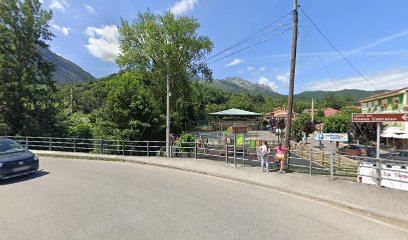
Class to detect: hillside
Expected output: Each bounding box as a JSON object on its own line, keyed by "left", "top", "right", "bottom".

{"left": 202, "top": 77, "right": 284, "bottom": 98}
{"left": 295, "top": 89, "right": 386, "bottom": 101}
{"left": 40, "top": 47, "right": 96, "bottom": 84}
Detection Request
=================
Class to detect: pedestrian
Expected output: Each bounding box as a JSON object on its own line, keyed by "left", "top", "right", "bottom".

{"left": 259, "top": 141, "right": 270, "bottom": 173}
{"left": 274, "top": 143, "right": 288, "bottom": 173}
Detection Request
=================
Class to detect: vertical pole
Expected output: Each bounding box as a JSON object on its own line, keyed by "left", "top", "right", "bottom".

{"left": 147, "top": 141, "right": 150, "bottom": 157}
{"left": 194, "top": 141, "right": 198, "bottom": 159}
{"left": 225, "top": 141, "right": 229, "bottom": 163}
{"left": 166, "top": 71, "right": 170, "bottom": 158}
{"left": 49, "top": 137, "right": 52, "bottom": 151}
{"left": 25, "top": 136, "right": 28, "bottom": 150}
{"left": 123, "top": 140, "right": 125, "bottom": 156}
{"left": 101, "top": 140, "right": 104, "bottom": 154}
{"left": 330, "top": 141, "right": 334, "bottom": 179}
{"left": 283, "top": 0, "right": 299, "bottom": 151}
{"left": 376, "top": 122, "right": 382, "bottom": 187}
{"left": 376, "top": 122, "right": 381, "bottom": 159}
{"left": 74, "top": 138, "right": 76, "bottom": 152}
{"left": 242, "top": 134, "right": 245, "bottom": 165}
{"left": 234, "top": 134, "right": 237, "bottom": 167}
{"left": 309, "top": 149, "right": 313, "bottom": 175}
{"left": 311, "top": 98, "right": 314, "bottom": 123}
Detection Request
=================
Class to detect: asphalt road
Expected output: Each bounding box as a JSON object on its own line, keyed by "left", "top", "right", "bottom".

{"left": 1, "top": 158, "right": 406, "bottom": 240}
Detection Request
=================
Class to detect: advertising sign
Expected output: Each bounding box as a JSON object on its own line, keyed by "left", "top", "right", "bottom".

{"left": 314, "top": 133, "right": 348, "bottom": 142}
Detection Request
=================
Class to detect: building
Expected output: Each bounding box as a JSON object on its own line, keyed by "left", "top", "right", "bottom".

{"left": 359, "top": 87, "right": 408, "bottom": 148}
{"left": 265, "top": 107, "right": 299, "bottom": 121}
{"left": 209, "top": 108, "right": 262, "bottom": 131}
{"left": 323, "top": 107, "right": 338, "bottom": 117}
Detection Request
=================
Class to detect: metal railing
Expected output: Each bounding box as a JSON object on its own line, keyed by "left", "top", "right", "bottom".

{"left": 4, "top": 136, "right": 407, "bottom": 190}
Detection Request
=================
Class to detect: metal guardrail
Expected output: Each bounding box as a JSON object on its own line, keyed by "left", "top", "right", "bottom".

{"left": 4, "top": 136, "right": 407, "bottom": 189}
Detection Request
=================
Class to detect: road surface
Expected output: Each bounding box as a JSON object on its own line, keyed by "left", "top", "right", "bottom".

{"left": 1, "top": 157, "right": 406, "bottom": 240}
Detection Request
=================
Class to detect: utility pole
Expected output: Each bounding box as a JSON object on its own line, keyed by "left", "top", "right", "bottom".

{"left": 166, "top": 71, "right": 171, "bottom": 157}
{"left": 311, "top": 98, "right": 314, "bottom": 123}
{"left": 283, "top": 0, "right": 299, "bottom": 150}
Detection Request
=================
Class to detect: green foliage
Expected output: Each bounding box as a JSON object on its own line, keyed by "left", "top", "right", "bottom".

{"left": 0, "top": 0, "right": 61, "bottom": 136}
{"left": 92, "top": 72, "right": 163, "bottom": 141}
{"left": 65, "top": 114, "right": 93, "bottom": 139}
{"left": 176, "top": 132, "right": 196, "bottom": 152}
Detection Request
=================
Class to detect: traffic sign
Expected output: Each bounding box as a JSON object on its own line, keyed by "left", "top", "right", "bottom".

{"left": 314, "top": 133, "right": 348, "bottom": 142}
{"left": 352, "top": 113, "right": 408, "bottom": 122}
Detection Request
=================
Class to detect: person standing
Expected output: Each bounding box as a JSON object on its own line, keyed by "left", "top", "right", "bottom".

{"left": 274, "top": 143, "right": 288, "bottom": 173}
{"left": 259, "top": 141, "right": 270, "bottom": 173}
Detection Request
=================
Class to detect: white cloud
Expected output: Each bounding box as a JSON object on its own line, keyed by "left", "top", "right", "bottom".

{"left": 237, "top": 70, "right": 244, "bottom": 74}
{"left": 169, "top": 0, "right": 198, "bottom": 16}
{"left": 303, "top": 70, "right": 408, "bottom": 91}
{"left": 51, "top": 24, "right": 71, "bottom": 36}
{"left": 258, "top": 76, "right": 278, "bottom": 91}
{"left": 258, "top": 67, "right": 266, "bottom": 72}
{"left": 277, "top": 72, "right": 290, "bottom": 85}
{"left": 50, "top": 0, "right": 69, "bottom": 12}
{"left": 85, "top": 25, "right": 120, "bottom": 63}
{"left": 225, "top": 58, "right": 244, "bottom": 67}
{"left": 247, "top": 66, "right": 255, "bottom": 71}
{"left": 83, "top": 4, "right": 95, "bottom": 15}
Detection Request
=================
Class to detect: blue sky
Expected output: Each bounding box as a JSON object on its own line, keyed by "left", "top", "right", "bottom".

{"left": 42, "top": 0, "right": 408, "bottom": 94}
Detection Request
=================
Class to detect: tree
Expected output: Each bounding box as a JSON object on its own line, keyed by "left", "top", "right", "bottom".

{"left": 92, "top": 72, "right": 163, "bottom": 141}
{"left": 116, "top": 11, "right": 213, "bottom": 134}
{"left": 349, "top": 122, "right": 379, "bottom": 146}
{"left": 302, "top": 120, "right": 315, "bottom": 144}
{"left": 0, "top": 0, "right": 58, "bottom": 136}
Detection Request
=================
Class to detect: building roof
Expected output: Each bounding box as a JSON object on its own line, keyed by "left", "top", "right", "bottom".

{"left": 324, "top": 107, "right": 338, "bottom": 117}
{"left": 359, "top": 87, "right": 408, "bottom": 103}
{"left": 209, "top": 108, "right": 261, "bottom": 116}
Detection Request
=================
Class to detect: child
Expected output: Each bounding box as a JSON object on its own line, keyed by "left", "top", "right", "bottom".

{"left": 274, "top": 143, "right": 288, "bottom": 173}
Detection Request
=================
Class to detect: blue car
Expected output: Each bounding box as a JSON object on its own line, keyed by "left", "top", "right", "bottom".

{"left": 0, "top": 138, "right": 39, "bottom": 180}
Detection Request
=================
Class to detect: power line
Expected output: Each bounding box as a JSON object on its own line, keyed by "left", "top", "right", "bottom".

{"left": 298, "top": 21, "right": 371, "bottom": 143}
{"left": 299, "top": 6, "right": 377, "bottom": 90}
{"left": 204, "top": 10, "right": 294, "bottom": 62}
{"left": 206, "top": 27, "right": 292, "bottom": 65}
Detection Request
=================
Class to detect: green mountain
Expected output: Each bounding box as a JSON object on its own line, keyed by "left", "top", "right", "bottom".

{"left": 202, "top": 77, "right": 284, "bottom": 97}
{"left": 203, "top": 77, "right": 386, "bottom": 101}
{"left": 295, "top": 89, "right": 386, "bottom": 101}
{"left": 40, "top": 47, "right": 96, "bottom": 84}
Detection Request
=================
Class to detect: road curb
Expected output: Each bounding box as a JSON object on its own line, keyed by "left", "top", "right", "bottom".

{"left": 35, "top": 151, "right": 408, "bottom": 232}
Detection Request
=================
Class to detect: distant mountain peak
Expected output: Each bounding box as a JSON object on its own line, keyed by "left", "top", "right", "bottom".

{"left": 39, "top": 47, "right": 96, "bottom": 84}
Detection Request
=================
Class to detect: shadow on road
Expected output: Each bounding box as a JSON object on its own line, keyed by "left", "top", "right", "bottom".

{"left": 0, "top": 170, "right": 49, "bottom": 185}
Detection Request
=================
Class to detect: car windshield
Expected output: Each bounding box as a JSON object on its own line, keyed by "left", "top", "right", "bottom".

{"left": 0, "top": 139, "right": 25, "bottom": 155}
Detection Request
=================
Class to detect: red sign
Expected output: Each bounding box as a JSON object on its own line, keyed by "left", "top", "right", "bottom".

{"left": 352, "top": 113, "right": 408, "bottom": 122}
{"left": 229, "top": 126, "right": 248, "bottom": 134}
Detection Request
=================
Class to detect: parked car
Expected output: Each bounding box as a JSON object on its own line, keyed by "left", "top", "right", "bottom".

{"left": 338, "top": 144, "right": 371, "bottom": 157}
{"left": 382, "top": 150, "right": 408, "bottom": 162}
{"left": 0, "top": 138, "right": 39, "bottom": 180}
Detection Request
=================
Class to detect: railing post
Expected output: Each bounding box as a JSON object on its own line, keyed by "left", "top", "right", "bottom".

{"left": 377, "top": 158, "right": 382, "bottom": 187}
{"left": 194, "top": 141, "right": 198, "bottom": 159}
{"left": 25, "top": 136, "right": 28, "bottom": 150}
{"left": 234, "top": 134, "right": 237, "bottom": 167}
{"left": 122, "top": 140, "right": 125, "bottom": 156}
{"left": 225, "top": 142, "right": 229, "bottom": 164}
{"left": 169, "top": 141, "right": 172, "bottom": 158}
{"left": 329, "top": 141, "right": 334, "bottom": 180}
{"left": 100, "top": 140, "right": 104, "bottom": 154}
{"left": 73, "top": 138, "right": 76, "bottom": 152}
{"left": 242, "top": 135, "right": 245, "bottom": 165}
{"left": 49, "top": 137, "right": 52, "bottom": 151}
{"left": 147, "top": 141, "right": 150, "bottom": 157}
{"left": 309, "top": 149, "right": 313, "bottom": 175}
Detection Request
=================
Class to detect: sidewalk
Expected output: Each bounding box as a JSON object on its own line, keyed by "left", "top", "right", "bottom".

{"left": 33, "top": 150, "right": 408, "bottom": 229}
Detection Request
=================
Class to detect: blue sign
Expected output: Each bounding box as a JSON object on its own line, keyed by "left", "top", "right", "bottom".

{"left": 314, "top": 133, "right": 348, "bottom": 142}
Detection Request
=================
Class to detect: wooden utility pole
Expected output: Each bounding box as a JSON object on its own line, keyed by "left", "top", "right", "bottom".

{"left": 283, "top": 0, "right": 299, "bottom": 150}
{"left": 311, "top": 98, "right": 314, "bottom": 123}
